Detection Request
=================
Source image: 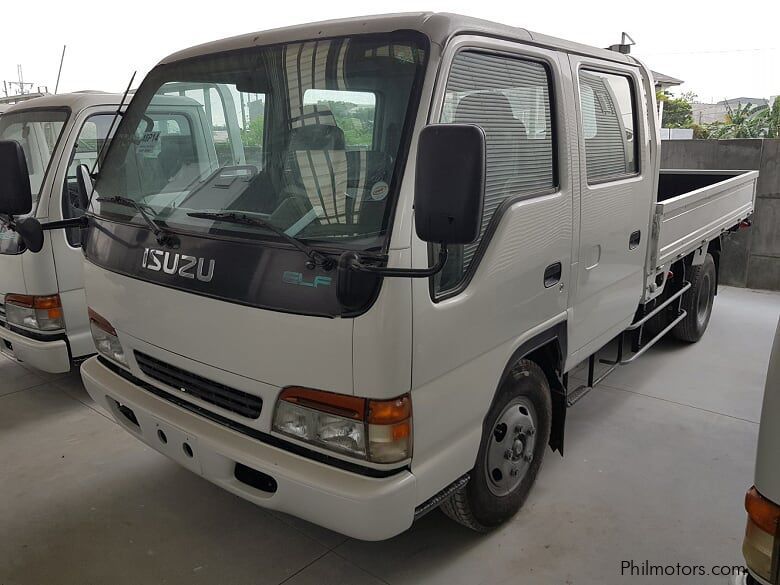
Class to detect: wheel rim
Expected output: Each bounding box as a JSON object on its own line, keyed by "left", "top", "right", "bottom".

{"left": 696, "top": 272, "right": 712, "bottom": 326}
{"left": 485, "top": 397, "right": 538, "bottom": 497}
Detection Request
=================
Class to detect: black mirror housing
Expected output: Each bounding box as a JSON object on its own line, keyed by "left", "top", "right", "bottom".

{"left": 0, "top": 140, "right": 33, "bottom": 216}
{"left": 15, "top": 217, "right": 44, "bottom": 253}
{"left": 76, "top": 163, "right": 94, "bottom": 210}
{"left": 414, "top": 124, "right": 486, "bottom": 245}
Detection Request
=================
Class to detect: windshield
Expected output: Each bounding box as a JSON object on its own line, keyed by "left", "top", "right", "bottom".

{"left": 0, "top": 109, "right": 69, "bottom": 209}
{"left": 94, "top": 32, "right": 427, "bottom": 250}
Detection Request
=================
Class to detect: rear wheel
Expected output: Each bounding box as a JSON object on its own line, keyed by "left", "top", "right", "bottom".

{"left": 673, "top": 253, "right": 716, "bottom": 343}
{"left": 441, "top": 359, "right": 551, "bottom": 531}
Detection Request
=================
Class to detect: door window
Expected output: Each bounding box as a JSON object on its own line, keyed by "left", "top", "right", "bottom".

{"left": 578, "top": 70, "right": 638, "bottom": 182}
{"left": 62, "top": 114, "right": 117, "bottom": 246}
{"left": 435, "top": 50, "right": 556, "bottom": 295}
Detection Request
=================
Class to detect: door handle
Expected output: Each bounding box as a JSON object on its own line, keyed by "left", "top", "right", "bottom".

{"left": 629, "top": 230, "right": 641, "bottom": 250}
{"left": 544, "top": 262, "right": 562, "bottom": 288}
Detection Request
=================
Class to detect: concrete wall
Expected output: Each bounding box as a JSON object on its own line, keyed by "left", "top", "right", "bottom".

{"left": 660, "top": 139, "right": 780, "bottom": 291}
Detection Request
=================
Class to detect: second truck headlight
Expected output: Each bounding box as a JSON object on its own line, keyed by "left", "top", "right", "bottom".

{"left": 5, "top": 294, "right": 65, "bottom": 331}
{"left": 273, "top": 387, "right": 411, "bottom": 464}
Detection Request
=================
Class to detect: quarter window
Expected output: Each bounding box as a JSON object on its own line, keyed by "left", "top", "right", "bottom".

{"left": 578, "top": 70, "right": 638, "bottom": 182}
{"left": 435, "top": 50, "right": 556, "bottom": 295}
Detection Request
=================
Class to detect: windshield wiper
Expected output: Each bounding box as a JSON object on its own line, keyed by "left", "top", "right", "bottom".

{"left": 186, "top": 211, "right": 334, "bottom": 269}
{"left": 97, "top": 196, "right": 178, "bottom": 247}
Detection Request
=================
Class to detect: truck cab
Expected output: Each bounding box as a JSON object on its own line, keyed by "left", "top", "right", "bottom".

{"left": 0, "top": 89, "right": 242, "bottom": 373}
{"left": 0, "top": 13, "right": 754, "bottom": 540}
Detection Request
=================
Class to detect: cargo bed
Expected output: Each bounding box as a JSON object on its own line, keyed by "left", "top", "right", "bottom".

{"left": 648, "top": 169, "right": 758, "bottom": 276}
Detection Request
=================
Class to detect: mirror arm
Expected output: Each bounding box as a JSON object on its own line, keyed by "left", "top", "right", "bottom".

{"left": 40, "top": 217, "right": 89, "bottom": 231}
{"left": 343, "top": 244, "right": 448, "bottom": 278}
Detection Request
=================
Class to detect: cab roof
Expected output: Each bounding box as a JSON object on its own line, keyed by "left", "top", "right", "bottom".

{"left": 2, "top": 91, "right": 126, "bottom": 114}
{"left": 160, "top": 12, "right": 637, "bottom": 67}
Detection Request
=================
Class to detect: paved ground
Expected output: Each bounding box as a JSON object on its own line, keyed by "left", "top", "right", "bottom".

{"left": 1, "top": 286, "right": 779, "bottom": 585}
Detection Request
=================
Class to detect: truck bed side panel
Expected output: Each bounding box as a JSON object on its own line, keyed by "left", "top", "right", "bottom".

{"left": 653, "top": 170, "right": 758, "bottom": 269}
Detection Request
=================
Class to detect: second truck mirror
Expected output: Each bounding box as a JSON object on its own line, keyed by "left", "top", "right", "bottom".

{"left": 414, "top": 124, "right": 486, "bottom": 245}
{"left": 76, "top": 164, "right": 94, "bottom": 210}
{"left": 0, "top": 140, "right": 33, "bottom": 216}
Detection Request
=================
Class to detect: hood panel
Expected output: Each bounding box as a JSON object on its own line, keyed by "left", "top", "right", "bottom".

{"left": 84, "top": 260, "right": 354, "bottom": 394}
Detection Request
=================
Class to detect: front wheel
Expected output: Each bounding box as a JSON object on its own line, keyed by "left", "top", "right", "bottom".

{"left": 441, "top": 359, "right": 552, "bottom": 531}
{"left": 672, "top": 253, "right": 716, "bottom": 343}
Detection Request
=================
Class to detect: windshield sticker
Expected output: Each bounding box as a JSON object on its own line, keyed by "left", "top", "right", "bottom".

{"left": 136, "top": 131, "right": 161, "bottom": 154}
{"left": 370, "top": 181, "right": 389, "bottom": 201}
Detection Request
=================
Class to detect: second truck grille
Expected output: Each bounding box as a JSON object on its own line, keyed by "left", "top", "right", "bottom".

{"left": 135, "top": 352, "right": 263, "bottom": 419}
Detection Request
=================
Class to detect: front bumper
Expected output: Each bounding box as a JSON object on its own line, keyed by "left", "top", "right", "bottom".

{"left": 80, "top": 356, "right": 417, "bottom": 540}
{"left": 0, "top": 326, "right": 70, "bottom": 373}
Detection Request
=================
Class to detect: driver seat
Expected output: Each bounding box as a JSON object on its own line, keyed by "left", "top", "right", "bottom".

{"left": 283, "top": 105, "right": 350, "bottom": 225}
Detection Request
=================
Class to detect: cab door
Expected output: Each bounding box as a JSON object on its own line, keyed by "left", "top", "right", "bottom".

{"left": 567, "top": 55, "right": 654, "bottom": 362}
{"left": 47, "top": 108, "right": 120, "bottom": 358}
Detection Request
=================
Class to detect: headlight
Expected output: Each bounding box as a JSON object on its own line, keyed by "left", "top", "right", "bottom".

{"left": 88, "top": 308, "right": 127, "bottom": 367}
{"left": 273, "top": 387, "right": 412, "bottom": 464}
{"left": 743, "top": 486, "right": 780, "bottom": 583}
{"left": 5, "top": 294, "right": 65, "bottom": 331}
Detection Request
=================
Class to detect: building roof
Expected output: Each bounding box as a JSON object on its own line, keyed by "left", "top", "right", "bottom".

{"left": 717, "top": 97, "right": 769, "bottom": 107}
{"left": 651, "top": 70, "right": 684, "bottom": 87}
{"left": 160, "top": 12, "right": 638, "bottom": 67}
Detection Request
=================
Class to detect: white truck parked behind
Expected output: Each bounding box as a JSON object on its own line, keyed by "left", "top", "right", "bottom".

{"left": 0, "top": 88, "right": 244, "bottom": 372}
{"left": 0, "top": 13, "right": 757, "bottom": 539}
{"left": 741, "top": 320, "right": 780, "bottom": 585}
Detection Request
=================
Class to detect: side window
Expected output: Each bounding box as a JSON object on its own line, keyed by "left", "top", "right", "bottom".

{"left": 435, "top": 50, "right": 556, "bottom": 295}
{"left": 62, "top": 114, "right": 117, "bottom": 246}
{"left": 303, "top": 89, "right": 376, "bottom": 151}
{"left": 578, "top": 70, "right": 637, "bottom": 182}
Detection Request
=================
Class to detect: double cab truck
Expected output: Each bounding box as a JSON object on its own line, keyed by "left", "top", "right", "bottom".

{"left": 0, "top": 13, "right": 757, "bottom": 540}
{"left": 0, "top": 88, "right": 243, "bottom": 373}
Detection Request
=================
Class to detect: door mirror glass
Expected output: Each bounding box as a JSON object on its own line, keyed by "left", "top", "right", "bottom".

{"left": 0, "top": 140, "right": 33, "bottom": 215}
{"left": 414, "top": 124, "right": 485, "bottom": 245}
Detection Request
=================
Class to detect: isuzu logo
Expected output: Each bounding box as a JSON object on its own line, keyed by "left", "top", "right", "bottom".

{"left": 141, "top": 248, "right": 215, "bottom": 283}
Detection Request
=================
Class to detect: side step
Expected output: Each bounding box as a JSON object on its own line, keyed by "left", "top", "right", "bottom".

{"left": 566, "top": 281, "right": 691, "bottom": 407}
{"left": 566, "top": 384, "right": 593, "bottom": 407}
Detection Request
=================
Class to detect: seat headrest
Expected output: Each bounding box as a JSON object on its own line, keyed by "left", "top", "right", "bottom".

{"left": 289, "top": 105, "right": 345, "bottom": 151}
{"left": 454, "top": 92, "right": 516, "bottom": 124}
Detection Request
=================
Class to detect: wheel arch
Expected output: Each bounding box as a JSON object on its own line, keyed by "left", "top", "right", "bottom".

{"left": 490, "top": 323, "right": 568, "bottom": 456}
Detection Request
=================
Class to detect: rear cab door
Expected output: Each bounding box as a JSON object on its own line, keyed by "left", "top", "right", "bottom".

{"left": 566, "top": 55, "right": 654, "bottom": 365}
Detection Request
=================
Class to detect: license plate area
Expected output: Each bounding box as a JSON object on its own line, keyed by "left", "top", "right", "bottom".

{"left": 107, "top": 396, "right": 202, "bottom": 475}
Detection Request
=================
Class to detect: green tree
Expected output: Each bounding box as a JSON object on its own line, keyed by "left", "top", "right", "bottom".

{"left": 705, "top": 101, "right": 770, "bottom": 139}
{"left": 241, "top": 115, "right": 265, "bottom": 147}
{"left": 657, "top": 90, "right": 695, "bottom": 128}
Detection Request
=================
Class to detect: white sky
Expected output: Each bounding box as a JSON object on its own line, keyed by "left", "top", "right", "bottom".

{"left": 2, "top": 0, "right": 778, "bottom": 103}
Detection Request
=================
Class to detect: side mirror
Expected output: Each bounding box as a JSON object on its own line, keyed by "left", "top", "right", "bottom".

{"left": 414, "top": 124, "right": 486, "bottom": 245}
{"left": 0, "top": 140, "right": 33, "bottom": 215}
{"left": 75, "top": 163, "right": 94, "bottom": 210}
{"left": 15, "top": 217, "right": 44, "bottom": 253}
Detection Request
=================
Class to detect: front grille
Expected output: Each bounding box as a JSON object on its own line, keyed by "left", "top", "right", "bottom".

{"left": 134, "top": 352, "right": 262, "bottom": 419}
{"left": 0, "top": 299, "right": 6, "bottom": 327}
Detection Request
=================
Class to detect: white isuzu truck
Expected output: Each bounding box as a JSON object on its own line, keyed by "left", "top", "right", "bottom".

{"left": 0, "top": 13, "right": 758, "bottom": 539}
{"left": 0, "top": 88, "right": 244, "bottom": 373}
{"left": 741, "top": 320, "right": 780, "bottom": 585}
{"left": 0, "top": 92, "right": 126, "bottom": 372}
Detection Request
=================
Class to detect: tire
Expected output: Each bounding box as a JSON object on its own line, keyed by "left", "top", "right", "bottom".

{"left": 672, "top": 253, "right": 717, "bottom": 343}
{"left": 441, "top": 359, "right": 552, "bottom": 532}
